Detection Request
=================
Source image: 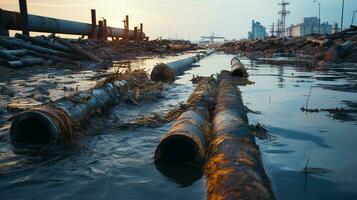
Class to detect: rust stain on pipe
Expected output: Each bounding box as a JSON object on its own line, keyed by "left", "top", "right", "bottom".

{"left": 155, "top": 77, "right": 217, "bottom": 163}
{"left": 205, "top": 70, "right": 274, "bottom": 200}
{"left": 154, "top": 78, "right": 217, "bottom": 185}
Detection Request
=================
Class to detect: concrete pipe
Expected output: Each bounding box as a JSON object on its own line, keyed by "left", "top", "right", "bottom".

{"left": 205, "top": 70, "right": 274, "bottom": 200}
{"left": 10, "top": 80, "right": 127, "bottom": 150}
{"left": 231, "top": 57, "right": 248, "bottom": 77}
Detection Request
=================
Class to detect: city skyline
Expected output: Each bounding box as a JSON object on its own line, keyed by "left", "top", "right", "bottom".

{"left": 1, "top": 0, "right": 356, "bottom": 40}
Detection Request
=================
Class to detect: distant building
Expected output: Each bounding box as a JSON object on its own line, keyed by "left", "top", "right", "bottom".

{"left": 248, "top": 20, "right": 267, "bottom": 40}
{"left": 286, "top": 17, "right": 337, "bottom": 37}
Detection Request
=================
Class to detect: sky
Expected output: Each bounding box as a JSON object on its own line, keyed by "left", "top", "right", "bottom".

{"left": 1, "top": 0, "right": 356, "bottom": 40}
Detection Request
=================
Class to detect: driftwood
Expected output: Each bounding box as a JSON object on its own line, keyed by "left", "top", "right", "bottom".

{"left": 6, "top": 57, "right": 45, "bottom": 68}
{"left": 0, "top": 37, "right": 78, "bottom": 60}
{"left": 15, "top": 33, "right": 73, "bottom": 53}
{"left": 55, "top": 36, "right": 102, "bottom": 62}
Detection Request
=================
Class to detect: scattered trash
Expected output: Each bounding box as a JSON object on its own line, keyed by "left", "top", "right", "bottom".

{"left": 220, "top": 26, "right": 357, "bottom": 63}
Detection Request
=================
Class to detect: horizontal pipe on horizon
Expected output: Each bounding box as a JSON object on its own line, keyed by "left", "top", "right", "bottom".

{"left": 1, "top": 9, "right": 145, "bottom": 39}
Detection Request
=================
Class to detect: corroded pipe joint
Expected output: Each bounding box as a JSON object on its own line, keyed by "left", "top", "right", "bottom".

{"left": 10, "top": 106, "right": 73, "bottom": 150}
{"left": 231, "top": 57, "right": 248, "bottom": 77}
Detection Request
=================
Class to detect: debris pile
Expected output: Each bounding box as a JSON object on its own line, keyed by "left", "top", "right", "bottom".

{"left": 0, "top": 34, "right": 198, "bottom": 69}
{"left": 220, "top": 26, "right": 357, "bottom": 63}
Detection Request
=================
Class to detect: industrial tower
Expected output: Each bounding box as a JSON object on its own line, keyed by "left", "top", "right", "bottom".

{"left": 277, "top": 0, "right": 290, "bottom": 37}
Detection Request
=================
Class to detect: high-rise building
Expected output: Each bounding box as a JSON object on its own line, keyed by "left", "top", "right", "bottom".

{"left": 248, "top": 20, "right": 267, "bottom": 40}
{"left": 286, "top": 17, "right": 337, "bottom": 37}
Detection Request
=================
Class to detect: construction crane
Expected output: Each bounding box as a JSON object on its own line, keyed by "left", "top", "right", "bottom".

{"left": 201, "top": 33, "right": 225, "bottom": 44}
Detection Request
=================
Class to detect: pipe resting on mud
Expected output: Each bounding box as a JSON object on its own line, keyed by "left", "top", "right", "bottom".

{"left": 150, "top": 49, "right": 215, "bottom": 83}
{"left": 10, "top": 80, "right": 127, "bottom": 150}
{"left": 205, "top": 70, "right": 274, "bottom": 200}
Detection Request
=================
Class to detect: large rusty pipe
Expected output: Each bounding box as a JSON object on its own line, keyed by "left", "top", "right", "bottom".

{"left": 154, "top": 78, "right": 216, "bottom": 186}
{"left": 205, "top": 70, "right": 274, "bottom": 200}
{"left": 10, "top": 80, "right": 127, "bottom": 150}
{"left": 155, "top": 78, "right": 216, "bottom": 163}
{"left": 1, "top": 10, "right": 145, "bottom": 39}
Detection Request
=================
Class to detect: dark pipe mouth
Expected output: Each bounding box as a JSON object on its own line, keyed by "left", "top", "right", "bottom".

{"left": 10, "top": 111, "right": 60, "bottom": 149}
{"left": 232, "top": 68, "right": 245, "bottom": 77}
{"left": 155, "top": 134, "right": 202, "bottom": 164}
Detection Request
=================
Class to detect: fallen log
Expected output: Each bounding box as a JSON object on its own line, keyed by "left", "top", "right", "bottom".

{"left": 0, "top": 37, "right": 79, "bottom": 60}
{"left": 205, "top": 70, "right": 274, "bottom": 200}
{"left": 15, "top": 33, "right": 73, "bottom": 53}
{"left": 55, "top": 36, "right": 102, "bottom": 62}
{"left": 0, "top": 49, "right": 19, "bottom": 61}
{"left": 6, "top": 57, "right": 45, "bottom": 68}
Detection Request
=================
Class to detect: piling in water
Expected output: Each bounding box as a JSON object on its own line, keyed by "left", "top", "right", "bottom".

{"left": 205, "top": 70, "right": 274, "bottom": 200}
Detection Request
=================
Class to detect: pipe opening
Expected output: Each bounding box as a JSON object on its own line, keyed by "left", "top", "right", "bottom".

{"left": 155, "top": 135, "right": 203, "bottom": 186}
{"left": 150, "top": 64, "right": 175, "bottom": 83}
{"left": 10, "top": 112, "right": 58, "bottom": 148}
{"left": 157, "top": 135, "right": 198, "bottom": 163}
{"left": 232, "top": 68, "right": 246, "bottom": 77}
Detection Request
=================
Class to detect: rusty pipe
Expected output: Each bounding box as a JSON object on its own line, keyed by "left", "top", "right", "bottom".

{"left": 154, "top": 77, "right": 216, "bottom": 185}
{"left": 205, "top": 70, "right": 274, "bottom": 200}
{"left": 150, "top": 55, "right": 200, "bottom": 83}
{"left": 1, "top": 9, "right": 145, "bottom": 40}
{"left": 151, "top": 49, "right": 216, "bottom": 83}
{"left": 231, "top": 57, "right": 248, "bottom": 77}
{"left": 10, "top": 80, "right": 127, "bottom": 150}
{"left": 155, "top": 78, "right": 216, "bottom": 163}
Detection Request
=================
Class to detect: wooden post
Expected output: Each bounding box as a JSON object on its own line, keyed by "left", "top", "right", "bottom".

{"left": 19, "top": 0, "right": 29, "bottom": 36}
{"left": 134, "top": 26, "right": 138, "bottom": 41}
{"left": 125, "top": 15, "right": 129, "bottom": 39}
{"left": 90, "top": 9, "right": 97, "bottom": 40}
{"left": 103, "top": 19, "right": 107, "bottom": 41}
{"left": 0, "top": 9, "right": 9, "bottom": 36}
{"left": 98, "top": 20, "right": 104, "bottom": 41}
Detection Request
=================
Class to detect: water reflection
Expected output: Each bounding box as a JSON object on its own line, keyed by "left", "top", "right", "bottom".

{"left": 155, "top": 161, "right": 203, "bottom": 187}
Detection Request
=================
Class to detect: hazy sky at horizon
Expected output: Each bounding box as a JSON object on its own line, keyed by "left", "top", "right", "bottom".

{"left": 1, "top": 0, "right": 356, "bottom": 40}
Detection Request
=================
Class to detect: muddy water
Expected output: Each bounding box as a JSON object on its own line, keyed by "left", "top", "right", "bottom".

{"left": 1, "top": 54, "right": 357, "bottom": 199}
